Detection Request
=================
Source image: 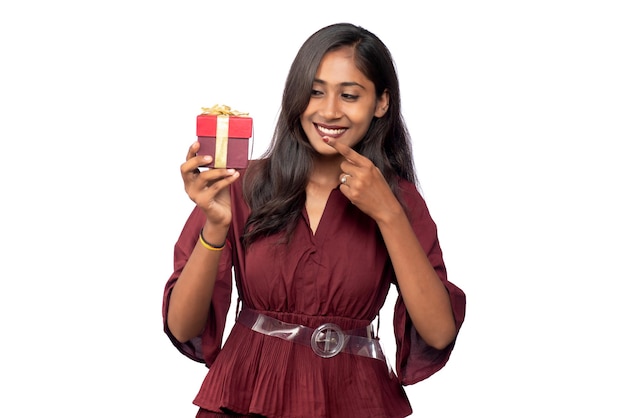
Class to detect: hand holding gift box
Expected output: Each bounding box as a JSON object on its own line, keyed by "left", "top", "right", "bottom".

{"left": 196, "top": 104, "right": 253, "bottom": 169}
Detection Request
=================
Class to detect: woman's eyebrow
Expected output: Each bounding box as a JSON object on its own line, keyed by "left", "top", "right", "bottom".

{"left": 313, "top": 79, "right": 366, "bottom": 89}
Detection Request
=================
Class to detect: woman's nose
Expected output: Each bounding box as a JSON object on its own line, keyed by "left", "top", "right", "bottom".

{"left": 319, "top": 96, "right": 341, "bottom": 120}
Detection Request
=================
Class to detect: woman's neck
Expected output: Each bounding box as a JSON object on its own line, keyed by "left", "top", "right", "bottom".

{"left": 308, "top": 153, "right": 343, "bottom": 188}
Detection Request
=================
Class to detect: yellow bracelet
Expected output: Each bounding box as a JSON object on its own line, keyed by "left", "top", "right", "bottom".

{"left": 199, "top": 228, "right": 226, "bottom": 251}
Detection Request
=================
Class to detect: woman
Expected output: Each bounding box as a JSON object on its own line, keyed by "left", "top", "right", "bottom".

{"left": 163, "top": 22, "right": 466, "bottom": 418}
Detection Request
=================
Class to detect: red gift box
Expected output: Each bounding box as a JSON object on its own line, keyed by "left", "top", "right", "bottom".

{"left": 196, "top": 112, "right": 253, "bottom": 169}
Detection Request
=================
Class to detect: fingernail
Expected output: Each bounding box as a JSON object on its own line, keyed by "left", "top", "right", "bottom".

{"left": 203, "top": 155, "right": 212, "bottom": 161}
{"left": 322, "top": 136, "right": 330, "bottom": 143}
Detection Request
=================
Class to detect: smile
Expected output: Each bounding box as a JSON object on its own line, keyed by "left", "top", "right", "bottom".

{"left": 315, "top": 124, "right": 347, "bottom": 137}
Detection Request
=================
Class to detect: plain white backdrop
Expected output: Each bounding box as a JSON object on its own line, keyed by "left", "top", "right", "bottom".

{"left": 1, "top": 1, "right": 625, "bottom": 417}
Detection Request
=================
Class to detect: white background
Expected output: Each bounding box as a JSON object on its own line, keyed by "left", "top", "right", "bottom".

{"left": 1, "top": 1, "right": 625, "bottom": 417}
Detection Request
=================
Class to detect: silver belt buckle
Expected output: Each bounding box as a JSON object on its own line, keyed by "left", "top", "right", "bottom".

{"left": 310, "top": 323, "right": 345, "bottom": 358}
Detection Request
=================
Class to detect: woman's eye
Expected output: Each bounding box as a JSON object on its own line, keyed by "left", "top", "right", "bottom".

{"left": 342, "top": 93, "right": 359, "bottom": 100}
{"left": 311, "top": 89, "right": 323, "bottom": 96}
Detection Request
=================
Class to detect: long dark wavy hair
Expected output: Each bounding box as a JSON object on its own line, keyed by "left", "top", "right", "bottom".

{"left": 242, "top": 23, "right": 417, "bottom": 246}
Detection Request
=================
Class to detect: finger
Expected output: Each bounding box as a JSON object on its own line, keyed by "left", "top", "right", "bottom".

{"left": 197, "top": 167, "right": 238, "bottom": 183}
{"left": 185, "top": 167, "right": 239, "bottom": 195}
{"left": 182, "top": 142, "right": 205, "bottom": 176}
{"left": 181, "top": 155, "right": 213, "bottom": 177}
{"left": 186, "top": 141, "right": 201, "bottom": 161}
{"left": 199, "top": 169, "right": 241, "bottom": 191}
{"left": 323, "top": 136, "right": 366, "bottom": 166}
{"left": 188, "top": 141, "right": 215, "bottom": 169}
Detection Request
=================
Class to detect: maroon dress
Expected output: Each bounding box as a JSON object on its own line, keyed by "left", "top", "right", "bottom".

{"left": 163, "top": 168, "right": 466, "bottom": 418}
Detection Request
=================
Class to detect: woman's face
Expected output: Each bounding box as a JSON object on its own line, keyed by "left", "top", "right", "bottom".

{"left": 300, "top": 46, "right": 388, "bottom": 156}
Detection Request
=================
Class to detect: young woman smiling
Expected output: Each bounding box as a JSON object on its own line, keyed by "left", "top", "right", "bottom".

{"left": 163, "top": 22, "right": 466, "bottom": 418}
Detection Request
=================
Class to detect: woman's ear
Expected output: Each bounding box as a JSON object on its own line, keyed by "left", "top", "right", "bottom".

{"left": 374, "top": 89, "right": 390, "bottom": 118}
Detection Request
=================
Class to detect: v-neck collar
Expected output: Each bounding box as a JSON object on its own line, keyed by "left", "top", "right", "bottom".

{"left": 303, "top": 186, "right": 346, "bottom": 240}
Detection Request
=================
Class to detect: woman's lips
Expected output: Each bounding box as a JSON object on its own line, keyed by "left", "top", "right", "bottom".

{"left": 315, "top": 123, "right": 347, "bottom": 138}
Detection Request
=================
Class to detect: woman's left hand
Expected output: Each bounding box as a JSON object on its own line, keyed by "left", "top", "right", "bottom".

{"left": 324, "top": 137, "right": 402, "bottom": 222}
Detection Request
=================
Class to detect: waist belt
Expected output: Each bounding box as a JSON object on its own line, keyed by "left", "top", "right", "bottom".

{"left": 236, "top": 309, "right": 386, "bottom": 362}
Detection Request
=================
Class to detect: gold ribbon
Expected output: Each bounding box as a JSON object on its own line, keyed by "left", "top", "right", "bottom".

{"left": 214, "top": 115, "right": 229, "bottom": 168}
{"left": 201, "top": 104, "right": 249, "bottom": 117}
{"left": 200, "top": 104, "right": 250, "bottom": 168}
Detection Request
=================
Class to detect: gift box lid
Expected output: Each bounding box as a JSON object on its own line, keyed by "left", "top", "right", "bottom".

{"left": 196, "top": 114, "right": 253, "bottom": 139}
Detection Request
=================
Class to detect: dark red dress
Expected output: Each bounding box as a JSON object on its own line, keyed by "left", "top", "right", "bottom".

{"left": 163, "top": 170, "right": 466, "bottom": 418}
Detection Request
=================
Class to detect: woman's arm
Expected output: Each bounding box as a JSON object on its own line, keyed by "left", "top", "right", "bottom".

{"left": 166, "top": 142, "right": 239, "bottom": 342}
{"left": 325, "top": 137, "right": 457, "bottom": 349}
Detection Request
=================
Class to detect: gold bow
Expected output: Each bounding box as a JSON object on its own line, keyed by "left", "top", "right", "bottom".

{"left": 201, "top": 104, "right": 249, "bottom": 117}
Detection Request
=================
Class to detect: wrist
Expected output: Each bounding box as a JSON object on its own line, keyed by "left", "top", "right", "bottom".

{"left": 199, "top": 222, "right": 229, "bottom": 249}
{"left": 373, "top": 200, "right": 405, "bottom": 226}
{"left": 199, "top": 228, "right": 226, "bottom": 251}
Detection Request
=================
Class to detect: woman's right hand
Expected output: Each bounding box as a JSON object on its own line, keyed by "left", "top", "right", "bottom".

{"left": 180, "top": 141, "right": 240, "bottom": 228}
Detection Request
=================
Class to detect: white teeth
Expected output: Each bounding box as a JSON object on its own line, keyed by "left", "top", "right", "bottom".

{"left": 318, "top": 126, "right": 346, "bottom": 135}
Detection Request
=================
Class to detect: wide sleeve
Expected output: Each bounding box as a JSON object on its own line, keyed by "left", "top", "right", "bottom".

{"left": 393, "top": 181, "right": 466, "bottom": 385}
{"left": 161, "top": 205, "right": 234, "bottom": 366}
